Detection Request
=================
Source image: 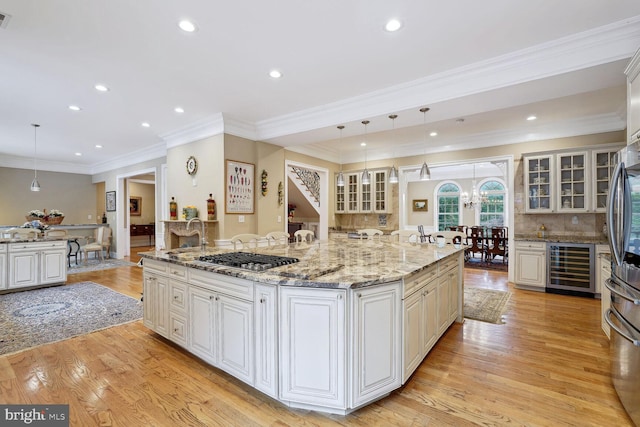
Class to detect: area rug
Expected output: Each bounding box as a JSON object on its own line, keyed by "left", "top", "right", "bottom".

{"left": 464, "top": 258, "right": 508, "bottom": 272}
{"left": 68, "top": 258, "right": 137, "bottom": 274}
{"left": 0, "top": 282, "right": 142, "bottom": 356}
{"left": 464, "top": 287, "right": 511, "bottom": 324}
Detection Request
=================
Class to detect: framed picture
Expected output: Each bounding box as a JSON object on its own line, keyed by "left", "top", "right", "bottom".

{"left": 130, "top": 196, "right": 141, "bottom": 216}
{"left": 225, "top": 159, "right": 255, "bottom": 214}
{"left": 413, "top": 199, "right": 428, "bottom": 212}
{"left": 106, "top": 191, "right": 116, "bottom": 212}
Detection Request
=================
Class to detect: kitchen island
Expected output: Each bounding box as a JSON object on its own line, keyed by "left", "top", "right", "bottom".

{"left": 0, "top": 237, "right": 67, "bottom": 292}
{"left": 139, "top": 239, "right": 465, "bottom": 414}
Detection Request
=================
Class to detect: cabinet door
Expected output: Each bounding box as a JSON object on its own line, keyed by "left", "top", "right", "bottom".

{"left": 514, "top": 243, "right": 546, "bottom": 289}
{"left": 373, "top": 170, "right": 388, "bottom": 213}
{"left": 168, "top": 312, "right": 188, "bottom": 347}
{"left": 627, "top": 55, "right": 640, "bottom": 140}
{"left": 351, "top": 283, "right": 401, "bottom": 407}
{"left": 445, "top": 267, "right": 459, "bottom": 324}
{"left": 40, "top": 249, "right": 66, "bottom": 284}
{"left": 346, "top": 173, "right": 360, "bottom": 213}
{"left": 524, "top": 155, "right": 554, "bottom": 213}
{"left": 402, "top": 289, "right": 423, "bottom": 383}
{"left": 8, "top": 252, "right": 38, "bottom": 289}
{"left": 189, "top": 286, "right": 217, "bottom": 365}
{"left": 335, "top": 175, "right": 345, "bottom": 213}
{"left": 279, "top": 287, "right": 346, "bottom": 409}
{"left": 143, "top": 274, "right": 169, "bottom": 337}
{"left": 556, "top": 151, "right": 589, "bottom": 212}
{"left": 254, "top": 284, "right": 278, "bottom": 398}
{"left": 0, "top": 253, "right": 6, "bottom": 289}
{"left": 423, "top": 282, "right": 438, "bottom": 353}
{"left": 437, "top": 274, "right": 450, "bottom": 335}
{"left": 592, "top": 149, "right": 619, "bottom": 212}
{"left": 218, "top": 294, "right": 254, "bottom": 384}
{"left": 360, "top": 174, "right": 372, "bottom": 212}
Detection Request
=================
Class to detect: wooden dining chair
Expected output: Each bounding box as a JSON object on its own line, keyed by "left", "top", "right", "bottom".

{"left": 390, "top": 230, "right": 419, "bottom": 243}
{"left": 466, "top": 226, "right": 485, "bottom": 261}
{"left": 80, "top": 226, "right": 107, "bottom": 264}
{"left": 357, "top": 228, "right": 384, "bottom": 241}
{"left": 7, "top": 228, "right": 39, "bottom": 239}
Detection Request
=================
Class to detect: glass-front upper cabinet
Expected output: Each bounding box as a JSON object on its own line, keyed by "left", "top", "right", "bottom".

{"left": 524, "top": 154, "right": 553, "bottom": 213}
{"left": 556, "top": 151, "right": 589, "bottom": 213}
{"left": 335, "top": 174, "right": 345, "bottom": 213}
{"left": 592, "top": 148, "right": 619, "bottom": 212}
{"left": 346, "top": 173, "right": 360, "bottom": 213}
{"left": 373, "top": 170, "right": 388, "bottom": 213}
{"left": 360, "top": 172, "right": 372, "bottom": 212}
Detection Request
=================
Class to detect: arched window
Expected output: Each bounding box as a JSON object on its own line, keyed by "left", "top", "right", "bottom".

{"left": 479, "top": 180, "right": 506, "bottom": 227}
{"left": 436, "top": 182, "right": 461, "bottom": 231}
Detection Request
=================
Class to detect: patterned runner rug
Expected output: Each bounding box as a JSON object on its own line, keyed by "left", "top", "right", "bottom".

{"left": 464, "top": 287, "right": 511, "bottom": 324}
{"left": 0, "top": 282, "right": 142, "bottom": 356}
{"left": 68, "top": 258, "right": 137, "bottom": 274}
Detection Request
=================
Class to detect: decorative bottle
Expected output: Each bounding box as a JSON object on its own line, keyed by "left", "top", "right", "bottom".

{"left": 170, "top": 197, "right": 177, "bottom": 220}
{"left": 538, "top": 224, "right": 546, "bottom": 238}
{"left": 207, "top": 194, "right": 216, "bottom": 220}
{"left": 102, "top": 212, "right": 107, "bottom": 224}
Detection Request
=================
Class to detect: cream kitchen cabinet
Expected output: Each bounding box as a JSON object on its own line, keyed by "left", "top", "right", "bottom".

{"left": 168, "top": 278, "right": 188, "bottom": 348}
{"left": 0, "top": 243, "right": 6, "bottom": 289}
{"left": 514, "top": 241, "right": 547, "bottom": 291}
{"left": 592, "top": 148, "right": 619, "bottom": 212}
{"left": 524, "top": 154, "right": 554, "bottom": 213}
{"left": 556, "top": 151, "right": 589, "bottom": 212}
{"left": 596, "top": 245, "right": 612, "bottom": 339}
{"left": 188, "top": 270, "right": 255, "bottom": 385}
{"left": 254, "top": 283, "right": 278, "bottom": 398}
{"left": 143, "top": 271, "right": 169, "bottom": 338}
{"left": 279, "top": 286, "right": 346, "bottom": 410}
{"left": 350, "top": 282, "right": 401, "bottom": 408}
{"left": 625, "top": 47, "right": 640, "bottom": 142}
{"left": 338, "top": 169, "right": 390, "bottom": 214}
{"left": 8, "top": 240, "right": 67, "bottom": 290}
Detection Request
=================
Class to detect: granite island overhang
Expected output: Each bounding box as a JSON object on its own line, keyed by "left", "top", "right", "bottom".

{"left": 139, "top": 239, "right": 465, "bottom": 415}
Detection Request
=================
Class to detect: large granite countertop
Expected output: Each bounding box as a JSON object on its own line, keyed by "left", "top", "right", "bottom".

{"left": 139, "top": 240, "right": 465, "bottom": 289}
{"left": 0, "top": 237, "right": 67, "bottom": 244}
{"left": 514, "top": 234, "right": 608, "bottom": 244}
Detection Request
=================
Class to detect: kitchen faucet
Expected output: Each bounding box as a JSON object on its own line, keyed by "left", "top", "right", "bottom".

{"left": 186, "top": 217, "right": 207, "bottom": 252}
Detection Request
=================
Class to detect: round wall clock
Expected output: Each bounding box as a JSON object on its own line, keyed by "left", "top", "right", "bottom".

{"left": 186, "top": 156, "right": 198, "bottom": 175}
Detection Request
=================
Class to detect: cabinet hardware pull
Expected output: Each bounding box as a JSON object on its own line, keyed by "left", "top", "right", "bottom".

{"left": 209, "top": 295, "right": 214, "bottom": 300}
{"left": 260, "top": 298, "right": 266, "bottom": 303}
{"left": 215, "top": 296, "right": 219, "bottom": 301}
{"left": 174, "top": 295, "right": 178, "bottom": 299}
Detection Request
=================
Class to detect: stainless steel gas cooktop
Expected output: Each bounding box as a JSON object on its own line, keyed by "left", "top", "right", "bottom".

{"left": 198, "top": 252, "right": 299, "bottom": 271}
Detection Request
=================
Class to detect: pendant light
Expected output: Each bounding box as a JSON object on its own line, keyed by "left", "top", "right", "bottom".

{"left": 336, "top": 125, "right": 345, "bottom": 187}
{"left": 388, "top": 114, "right": 399, "bottom": 184}
{"left": 30, "top": 123, "right": 41, "bottom": 192}
{"left": 361, "top": 120, "right": 371, "bottom": 185}
{"left": 419, "top": 107, "right": 431, "bottom": 181}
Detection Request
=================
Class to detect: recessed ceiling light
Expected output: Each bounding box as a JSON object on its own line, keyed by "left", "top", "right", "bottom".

{"left": 360, "top": 142, "right": 366, "bottom": 147}
{"left": 269, "top": 70, "right": 282, "bottom": 79}
{"left": 527, "top": 115, "right": 537, "bottom": 121}
{"left": 95, "top": 145, "right": 102, "bottom": 149}
{"left": 178, "top": 20, "right": 197, "bottom": 32}
{"left": 430, "top": 132, "right": 438, "bottom": 137}
{"left": 68, "top": 105, "right": 81, "bottom": 111}
{"left": 385, "top": 19, "right": 402, "bottom": 32}
{"left": 174, "top": 107, "right": 184, "bottom": 113}
{"left": 74, "top": 152, "right": 82, "bottom": 156}
{"left": 141, "top": 122, "right": 150, "bottom": 128}
{"left": 95, "top": 84, "right": 109, "bottom": 92}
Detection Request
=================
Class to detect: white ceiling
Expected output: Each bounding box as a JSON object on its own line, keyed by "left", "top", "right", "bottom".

{"left": 1, "top": 1, "right": 640, "bottom": 175}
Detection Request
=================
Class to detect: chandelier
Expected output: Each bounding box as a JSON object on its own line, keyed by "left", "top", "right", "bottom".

{"left": 461, "top": 164, "right": 487, "bottom": 209}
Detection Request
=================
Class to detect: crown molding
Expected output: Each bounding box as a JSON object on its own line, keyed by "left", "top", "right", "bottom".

{"left": 256, "top": 15, "right": 640, "bottom": 142}
{"left": 222, "top": 115, "right": 257, "bottom": 140}
{"left": 161, "top": 113, "right": 224, "bottom": 148}
{"left": 0, "top": 156, "right": 92, "bottom": 174}
{"left": 625, "top": 46, "right": 640, "bottom": 81}
{"left": 90, "top": 141, "right": 167, "bottom": 175}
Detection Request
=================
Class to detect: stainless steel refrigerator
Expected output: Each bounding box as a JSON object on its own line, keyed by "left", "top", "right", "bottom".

{"left": 605, "top": 140, "right": 640, "bottom": 426}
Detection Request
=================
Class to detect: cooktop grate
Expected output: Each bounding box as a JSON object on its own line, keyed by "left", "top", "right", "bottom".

{"left": 198, "top": 252, "right": 299, "bottom": 271}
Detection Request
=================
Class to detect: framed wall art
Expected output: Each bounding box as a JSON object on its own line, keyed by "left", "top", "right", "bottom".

{"left": 130, "top": 196, "right": 142, "bottom": 216}
{"left": 412, "top": 199, "right": 428, "bottom": 212}
{"left": 106, "top": 191, "right": 116, "bottom": 212}
{"left": 225, "top": 159, "right": 255, "bottom": 214}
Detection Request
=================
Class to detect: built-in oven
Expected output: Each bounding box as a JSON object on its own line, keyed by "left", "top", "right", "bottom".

{"left": 606, "top": 140, "right": 640, "bottom": 425}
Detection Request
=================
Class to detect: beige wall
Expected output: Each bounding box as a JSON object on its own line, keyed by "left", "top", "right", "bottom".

{"left": 223, "top": 135, "right": 257, "bottom": 238}
{"left": 0, "top": 167, "right": 96, "bottom": 225}
{"left": 257, "top": 142, "right": 287, "bottom": 235}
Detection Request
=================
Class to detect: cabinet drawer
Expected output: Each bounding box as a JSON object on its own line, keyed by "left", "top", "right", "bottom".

{"left": 0, "top": 243, "right": 7, "bottom": 253}
{"left": 404, "top": 264, "right": 437, "bottom": 298}
{"left": 168, "top": 264, "right": 186, "bottom": 278}
{"left": 169, "top": 279, "right": 188, "bottom": 314}
{"left": 438, "top": 256, "right": 458, "bottom": 274}
{"left": 188, "top": 268, "right": 254, "bottom": 301}
{"left": 143, "top": 258, "right": 168, "bottom": 275}
{"left": 9, "top": 241, "right": 66, "bottom": 251}
{"left": 168, "top": 312, "right": 188, "bottom": 348}
{"left": 514, "top": 241, "right": 546, "bottom": 250}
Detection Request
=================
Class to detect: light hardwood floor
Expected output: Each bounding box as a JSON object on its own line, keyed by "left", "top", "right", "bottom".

{"left": 0, "top": 253, "right": 633, "bottom": 426}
